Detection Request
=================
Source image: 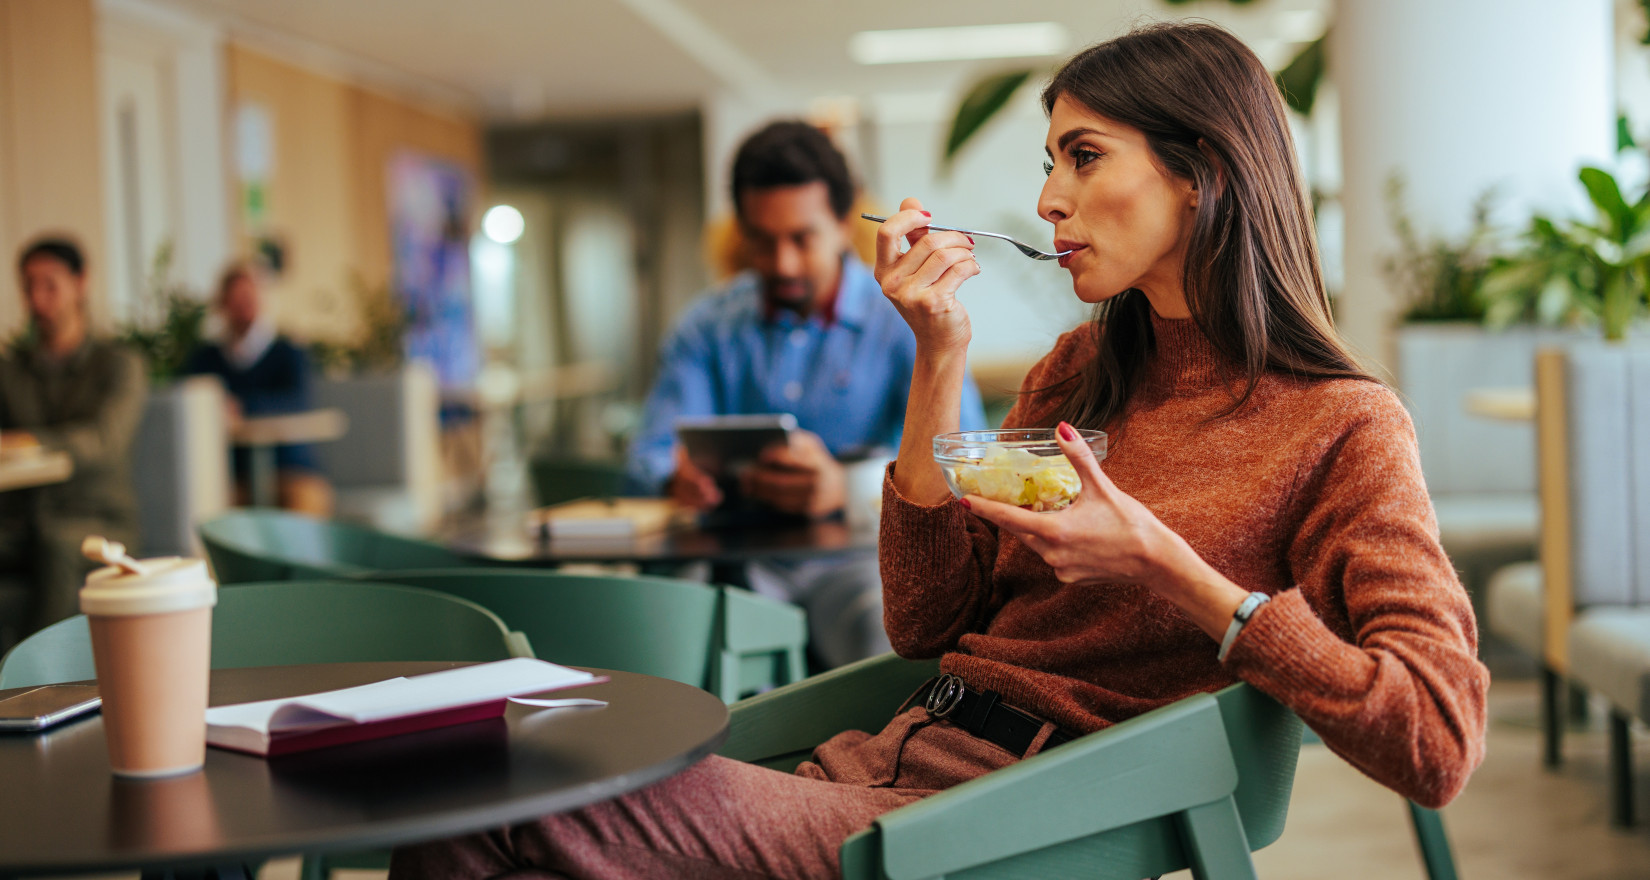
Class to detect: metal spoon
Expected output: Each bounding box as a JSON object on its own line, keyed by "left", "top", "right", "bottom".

{"left": 860, "top": 213, "right": 1073, "bottom": 261}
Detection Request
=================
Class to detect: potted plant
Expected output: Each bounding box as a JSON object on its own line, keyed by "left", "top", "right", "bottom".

{"left": 116, "top": 243, "right": 207, "bottom": 385}
{"left": 1480, "top": 165, "right": 1650, "bottom": 342}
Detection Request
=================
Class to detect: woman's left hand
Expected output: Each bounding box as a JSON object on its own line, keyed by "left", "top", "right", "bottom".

{"left": 962, "top": 422, "right": 1185, "bottom": 589}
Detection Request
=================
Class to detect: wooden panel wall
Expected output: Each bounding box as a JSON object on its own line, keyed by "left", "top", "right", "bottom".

{"left": 0, "top": 0, "right": 109, "bottom": 337}
{"left": 223, "top": 45, "right": 481, "bottom": 343}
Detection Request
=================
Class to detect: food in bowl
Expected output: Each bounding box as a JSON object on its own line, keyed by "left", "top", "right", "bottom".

{"left": 933, "top": 428, "right": 1108, "bottom": 512}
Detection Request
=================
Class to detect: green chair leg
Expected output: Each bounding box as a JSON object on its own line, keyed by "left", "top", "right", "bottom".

{"left": 297, "top": 856, "right": 326, "bottom": 880}
{"left": 1609, "top": 709, "right": 1635, "bottom": 828}
{"left": 1541, "top": 666, "right": 1563, "bottom": 768}
{"left": 1406, "top": 801, "right": 1459, "bottom": 880}
{"left": 1177, "top": 796, "right": 1258, "bottom": 880}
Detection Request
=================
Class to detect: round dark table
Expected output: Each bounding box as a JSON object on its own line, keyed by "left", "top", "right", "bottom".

{"left": 0, "top": 662, "right": 728, "bottom": 877}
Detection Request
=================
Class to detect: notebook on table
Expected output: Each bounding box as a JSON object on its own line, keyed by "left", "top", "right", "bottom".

{"left": 205, "top": 658, "right": 605, "bottom": 757}
{"left": 526, "top": 497, "right": 683, "bottom": 540}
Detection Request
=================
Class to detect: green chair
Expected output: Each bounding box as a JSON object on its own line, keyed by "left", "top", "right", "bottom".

{"left": 528, "top": 456, "right": 629, "bottom": 507}
{"left": 198, "top": 509, "right": 476, "bottom": 584}
{"left": 354, "top": 568, "right": 806, "bottom": 703}
{"left": 719, "top": 653, "right": 1302, "bottom": 879}
{"left": 0, "top": 580, "right": 524, "bottom": 689}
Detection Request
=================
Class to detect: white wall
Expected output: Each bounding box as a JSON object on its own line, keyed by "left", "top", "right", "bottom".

{"left": 97, "top": 0, "right": 229, "bottom": 315}
{"left": 1332, "top": 0, "right": 1616, "bottom": 372}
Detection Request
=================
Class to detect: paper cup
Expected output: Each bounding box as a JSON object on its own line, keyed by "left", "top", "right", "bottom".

{"left": 81, "top": 558, "right": 217, "bottom": 778}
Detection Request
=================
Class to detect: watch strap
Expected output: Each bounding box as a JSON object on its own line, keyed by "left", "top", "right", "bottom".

{"left": 1218, "top": 591, "right": 1271, "bottom": 662}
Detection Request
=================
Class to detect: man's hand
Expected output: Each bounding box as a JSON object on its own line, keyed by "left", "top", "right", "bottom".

{"left": 666, "top": 445, "right": 724, "bottom": 512}
{"left": 744, "top": 429, "right": 846, "bottom": 518}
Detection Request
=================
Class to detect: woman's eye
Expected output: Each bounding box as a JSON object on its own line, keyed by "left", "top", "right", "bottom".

{"left": 1042, "top": 160, "right": 1054, "bottom": 177}
{"left": 1072, "top": 148, "right": 1103, "bottom": 169}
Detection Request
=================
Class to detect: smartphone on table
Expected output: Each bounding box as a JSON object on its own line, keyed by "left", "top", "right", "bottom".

{"left": 0, "top": 684, "right": 102, "bottom": 732}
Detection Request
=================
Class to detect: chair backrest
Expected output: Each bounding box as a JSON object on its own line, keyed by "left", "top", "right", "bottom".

{"left": 528, "top": 457, "right": 628, "bottom": 507}
{"left": 357, "top": 568, "right": 806, "bottom": 702}
{"left": 312, "top": 363, "right": 443, "bottom": 534}
{"left": 1538, "top": 344, "right": 1650, "bottom": 668}
{"left": 0, "top": 581, "right": 519, "bottom": 689}
{"left": 198, "top": 509, "right": 472, "bottom": 584}
{"left": 132, "top": 376, "right": 232, "bottom": 557}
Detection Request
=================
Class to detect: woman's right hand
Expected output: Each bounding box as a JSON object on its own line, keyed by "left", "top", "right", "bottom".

{"left": 874, "top": 197, "right": 979, "bottom": 356}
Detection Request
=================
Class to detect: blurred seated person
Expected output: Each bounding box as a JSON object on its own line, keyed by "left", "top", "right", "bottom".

{"left": 182, "top": 263, "right": 333, "bottom": 516}
{"left": 0, "top": 237, "right": 147, "bottom": 643}
{"left": 625, "top": 120, "right": 988, "bottom": 668}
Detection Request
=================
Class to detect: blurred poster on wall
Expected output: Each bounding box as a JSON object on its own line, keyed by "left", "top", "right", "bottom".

{"left": 388, "top": 151, "right": 479, "bottom": 392}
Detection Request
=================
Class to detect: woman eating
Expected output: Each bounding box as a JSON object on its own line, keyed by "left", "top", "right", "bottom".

{"left": 391, "top": 21, "right": 1487, "bottom": 880}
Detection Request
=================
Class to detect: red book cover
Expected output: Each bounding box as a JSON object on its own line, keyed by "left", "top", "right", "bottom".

{"left": 209, "top": 699, "right": 509, "bottom": 757}
{"left": 203, "top": 659, "right": 606, "bottom": 758}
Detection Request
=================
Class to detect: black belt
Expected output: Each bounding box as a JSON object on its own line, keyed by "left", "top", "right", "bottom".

{"left": 911, "top": 674, "right": 1074, "bottom": 758}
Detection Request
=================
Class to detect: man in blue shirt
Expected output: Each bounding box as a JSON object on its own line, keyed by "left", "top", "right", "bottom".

{"left": 627, "top": 120, "right": 987, "bottom": 666}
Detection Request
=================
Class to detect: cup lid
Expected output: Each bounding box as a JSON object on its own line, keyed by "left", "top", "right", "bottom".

{"left": 81, "top": 557, "right": 218, "bottom": 617}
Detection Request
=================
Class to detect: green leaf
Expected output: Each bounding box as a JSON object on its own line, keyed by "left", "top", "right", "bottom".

{"left": 1274, "top": 35, "right": 1327, "bottom": 117}
{"left": 1620, "top": 114, "right": 1637, "bottom": 150}
{"left": 1579, "top": 166, "right": 1633, "bottom": 239}
{"left": 942, "top": 69, "right": 1035, "bottom": 172}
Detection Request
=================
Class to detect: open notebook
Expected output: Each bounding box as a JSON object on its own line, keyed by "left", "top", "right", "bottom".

{"left": 205, "top": 658, "right": 605, "bottom": 757}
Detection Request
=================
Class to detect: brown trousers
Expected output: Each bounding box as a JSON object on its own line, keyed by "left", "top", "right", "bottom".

{"left": 389, "top": 707, "right": 1063, "bottom": 880}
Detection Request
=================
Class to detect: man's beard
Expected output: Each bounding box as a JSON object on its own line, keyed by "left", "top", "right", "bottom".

{"left": 763, "top": 276, "right": 815, "bottom": 313}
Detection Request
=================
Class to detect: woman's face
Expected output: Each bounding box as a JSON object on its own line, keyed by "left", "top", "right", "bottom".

{"left": 1038, "top": 95, "right": 1197, "bottom": 314}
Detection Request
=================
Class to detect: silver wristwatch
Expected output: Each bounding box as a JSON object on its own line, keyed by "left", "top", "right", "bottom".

{"left": 1218, "top": 592, "right": 1271, "bottom": 662}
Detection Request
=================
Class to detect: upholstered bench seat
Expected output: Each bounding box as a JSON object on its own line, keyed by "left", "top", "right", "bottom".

{"left": 1486, "top": 561, "right": 1544, "bottom": 659}
{"left": 1568, "top": 610, "right": 1650, "bottom": 723}
{"left": 1433, "top": 493, "right": 1540, "bottom": 554}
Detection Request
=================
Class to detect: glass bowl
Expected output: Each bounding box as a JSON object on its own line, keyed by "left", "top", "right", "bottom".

{"left": 933, "top": 428, "right": 1108, "bottom": 512}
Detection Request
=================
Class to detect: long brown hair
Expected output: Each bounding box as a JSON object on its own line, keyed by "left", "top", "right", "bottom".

{"left": 1039, "top": 21, "right": 1371, "bottom": 430}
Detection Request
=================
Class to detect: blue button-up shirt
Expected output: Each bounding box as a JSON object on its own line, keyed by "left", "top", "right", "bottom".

{"left": 626, "top": 255, "right": 989, "bottom": 493}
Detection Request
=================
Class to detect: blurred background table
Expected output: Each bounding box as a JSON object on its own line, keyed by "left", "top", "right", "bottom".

{"left": 444, "top": 514, "right": 877, "bottom": 585}
{"left": 0, "top": 448, "right": 73, "bottom": 492}
{"left": 231, "top": 408, "right": 349, "bottom": 507}
{"left": 1464, "top": 387, "right": 1536, "bottom": 422}
{"left": 0, "top": 662, "right": 728, "bottom": 878}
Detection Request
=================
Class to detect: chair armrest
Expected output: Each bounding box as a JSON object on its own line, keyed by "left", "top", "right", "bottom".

{"left": 871, "top": 691, "right": 1240, "bottom": 880}
{"left": 719, "top": 653, "right": 938, "bottom": 764}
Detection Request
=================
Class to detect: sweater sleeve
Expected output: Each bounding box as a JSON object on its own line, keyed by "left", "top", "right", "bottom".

{"left": 878, "top": 464, "right": 1002, "bottom": 657}
{"left": 878, "top": 333, "right": 1086, "bottom": 658}
{"left": 1223, "top": 389, "right": 1488, "bottom": 808}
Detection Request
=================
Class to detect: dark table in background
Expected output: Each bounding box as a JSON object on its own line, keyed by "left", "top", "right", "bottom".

{"left": 0, "top": 663, "right": 728, "bottom": 878}
{"left": 443, "top": 514, "right": 878, "bottom": 585}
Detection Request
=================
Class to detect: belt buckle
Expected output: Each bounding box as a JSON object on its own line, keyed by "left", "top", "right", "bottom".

{"left": 925, "top": 673, "right": 965, "bottom": 719}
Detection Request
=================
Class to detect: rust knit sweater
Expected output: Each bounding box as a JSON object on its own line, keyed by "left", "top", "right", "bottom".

{"left": 879, "top": 312, "right": 1489, "bottom": 808}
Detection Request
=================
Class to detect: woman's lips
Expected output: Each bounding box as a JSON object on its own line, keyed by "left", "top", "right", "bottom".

{"left": 1055, "top": 241, "right": 1087, "bottom": 268}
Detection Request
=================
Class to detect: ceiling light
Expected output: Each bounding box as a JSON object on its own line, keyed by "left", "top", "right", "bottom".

{"left": 483, "top": 205, "right": 525, "bottom": 244}
{"left": 848, "top": 23, "right": 1070, "bottom": 65}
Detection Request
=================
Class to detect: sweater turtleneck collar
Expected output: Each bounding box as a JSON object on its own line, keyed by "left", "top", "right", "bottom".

{"left": 1143, "top": 308, "right": 1233, "bottom": 391}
